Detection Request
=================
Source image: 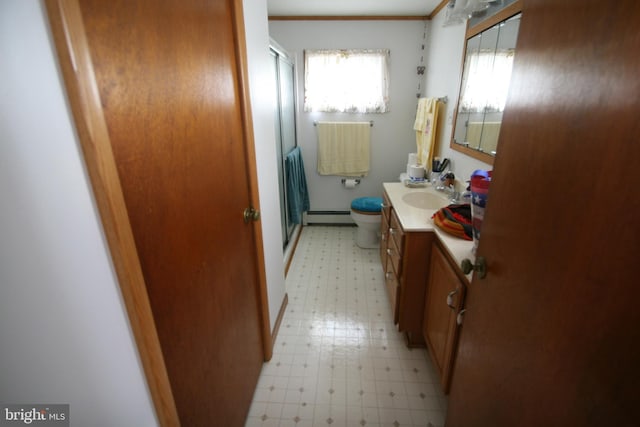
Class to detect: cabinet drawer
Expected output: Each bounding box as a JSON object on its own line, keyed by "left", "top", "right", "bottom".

{"left": 381, "top": 191, "right": 392, "bottom": 219}
{"left": 386, "top": 240, "right": 402, "bottom": 277}
{"left": 380, "top": 209, "right": 390, "bottom": 267}
{"left": 389, "top": 209, "right": 405, "bottom": 255}
{"left": 384, "top": 267, "right": 400, "bottom": 324}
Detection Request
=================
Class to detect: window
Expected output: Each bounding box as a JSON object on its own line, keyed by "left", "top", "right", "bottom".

{"left": 459, "top": 49, "right": 515, "bottom": 113}
{"left": 304, "top": 49, "right": 390, "bottom": 113}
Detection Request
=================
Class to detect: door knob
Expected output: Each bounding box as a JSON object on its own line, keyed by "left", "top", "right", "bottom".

{"left": 461, "top": 256, "right": 487, "bottom": 279}
{"left": 243, "top": 207, "right": 260, "bottom": 223}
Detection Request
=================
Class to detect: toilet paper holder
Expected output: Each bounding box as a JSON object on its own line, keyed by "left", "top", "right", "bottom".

{"left": 341, "top": 178, "right": 361, "bottom": 189}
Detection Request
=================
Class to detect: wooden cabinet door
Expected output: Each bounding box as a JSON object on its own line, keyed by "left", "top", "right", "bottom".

{"left": 446, "top": 1, "right": 640, "bottom": 426}
{"left": 53, "top": 1, "right": 266, "bottom": 425}
{"left": 424, "top": 243, "right": 465, "bottom": 393}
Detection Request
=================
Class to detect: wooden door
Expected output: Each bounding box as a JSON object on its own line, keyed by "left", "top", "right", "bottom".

{"left": 53, "top": 0, "right": 266, "bottom": 425}
{"left": 446, "top": 1, "right": 640, "bottom": 426}
{"left": 423, "top": 243, "right": 465, "bottom": 394}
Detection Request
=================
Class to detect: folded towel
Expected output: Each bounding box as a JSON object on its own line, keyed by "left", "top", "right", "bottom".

{"left": 316, "top": 122, "right": 370, "bottom": 177}
{"left": 285, "top": 147, "right": 310, "bottom": 224}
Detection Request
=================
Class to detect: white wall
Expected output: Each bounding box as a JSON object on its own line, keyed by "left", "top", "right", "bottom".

{"left": 0, "top": 1, "right": 158, "bottom": 426}
{"left": 424, "top": 10, "right": 492, "bottom": 189}
{"left": 242, "top": 0, "right": 287, "bottom": 331}
{"left": 269, "top": 20, "right": 426, "bottom": 211}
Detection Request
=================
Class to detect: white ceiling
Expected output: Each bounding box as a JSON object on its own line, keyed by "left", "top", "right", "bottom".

{"left": 267, "top": 0, "right": 444, "bottom": 17}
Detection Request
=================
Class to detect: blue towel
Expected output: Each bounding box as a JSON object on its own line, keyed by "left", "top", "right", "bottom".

{"left": 285, "top": 147, "right": 310, "bottom": 224}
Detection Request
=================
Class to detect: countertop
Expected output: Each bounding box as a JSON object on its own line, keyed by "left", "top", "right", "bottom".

{"left": 383, "top": 182, "right": 475, "bottom": 282}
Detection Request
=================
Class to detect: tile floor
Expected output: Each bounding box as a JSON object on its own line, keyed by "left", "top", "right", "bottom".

{"left": 245, "top": 226, "right": 447, "bottom": 427}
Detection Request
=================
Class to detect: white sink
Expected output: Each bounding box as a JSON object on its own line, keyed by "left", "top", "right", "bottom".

{"left": 401, "top": 192, "right": 448, "bottom": 210}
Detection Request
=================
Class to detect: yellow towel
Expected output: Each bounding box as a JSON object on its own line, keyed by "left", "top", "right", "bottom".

{"left": 414, "top": 98, "right": 441, "bottom": 170}
{"left": 316, "top": 122, "right": 370, "bottom": 176}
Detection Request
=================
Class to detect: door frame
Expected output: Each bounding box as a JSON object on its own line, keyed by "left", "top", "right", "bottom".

{"left": 44, "top": 1, "right": 272, "bottom": 425}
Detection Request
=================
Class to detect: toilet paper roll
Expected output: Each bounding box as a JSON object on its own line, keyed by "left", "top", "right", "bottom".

{"left": 409, "top": 165, "right": 425, "bottom": 179}
{"left": 408, "top": 153, "right": 418, "bottom": 165}
{"left": 344, "top": 179, "right": 358, "bottom": 189}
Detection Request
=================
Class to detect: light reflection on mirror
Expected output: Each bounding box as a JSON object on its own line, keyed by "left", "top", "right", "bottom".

{"left": 452, "top": 13, "right": 521, "bottom": 158}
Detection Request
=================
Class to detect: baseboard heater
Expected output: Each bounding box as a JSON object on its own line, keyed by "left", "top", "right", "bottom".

{"left": 303, "top": 210, "right": 355, "bottom": 225}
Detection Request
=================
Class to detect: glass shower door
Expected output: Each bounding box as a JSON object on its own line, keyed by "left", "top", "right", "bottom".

{"left": 271, "top": 46, "right": 298, "bottom": 248}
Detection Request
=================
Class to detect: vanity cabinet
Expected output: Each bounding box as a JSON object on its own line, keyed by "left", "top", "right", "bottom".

{"left": 380, "top": 190, "right": 433, "bottom": 346}
{"left": 380, "top": 192, "right": 392, "bottom": 267}
{"left": 423, "top": 240, "right": 467, "bottom": 393}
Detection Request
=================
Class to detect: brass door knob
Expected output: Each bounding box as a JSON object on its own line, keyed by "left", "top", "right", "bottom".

{"left": 461, "top": 256, "right": 487, "bottom": 279}
{"left": 243, "top": 207, "right": 260, "bottom": 223}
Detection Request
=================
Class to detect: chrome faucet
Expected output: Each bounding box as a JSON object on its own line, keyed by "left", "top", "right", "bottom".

{"left": 445, "top": 184, "right": 459, "bottom": 203}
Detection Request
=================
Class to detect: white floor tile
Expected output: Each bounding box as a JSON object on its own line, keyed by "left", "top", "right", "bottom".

{"left": 244, "top": 226, "right": 447, "bottom": 427}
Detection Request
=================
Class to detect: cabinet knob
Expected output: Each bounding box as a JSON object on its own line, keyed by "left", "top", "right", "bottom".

{"left": 461, "top": 256, "right": 487, "bottom": 279}
{"left": 389, "top": 228, "right": 396, "bottom": 235}
{"left": 446, "top": 289, "right": 458, "bottom": 310}
{"left": 385, "top": 272, "right": 393, "bottom": 280}
{"left": 386, "top": 248, "right": 393, "bottom": 256}
{"left": 456, "top": 309, "right": 466, "bottom": 326}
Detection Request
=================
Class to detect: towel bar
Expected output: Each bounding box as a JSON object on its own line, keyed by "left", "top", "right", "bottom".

{"left": 314, "top": 121, "right": 373, "bottom": 127}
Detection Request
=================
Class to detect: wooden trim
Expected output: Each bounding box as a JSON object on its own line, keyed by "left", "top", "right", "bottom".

{"left": 284, "top": 225, "right": 303, "bottom": 277}
{"left": 466, "top": 0, "right": 523, "bottom": 38}
{"left": 43, "top": 1, "right": 180, "bottom": 426}
{"left": 450, "top": 142, "right": 495, "bottom": 165}
{"left": 269, "top": 15, "right": 429, "bottom": 21}
{"left": 270, "top": 294, "right": 289, "bottom": 352}
{"left": 231, "top": 0, "right": 273, "bottom": 362}
{"left": 428, "top": 0, "right": 450, "bottom": 20}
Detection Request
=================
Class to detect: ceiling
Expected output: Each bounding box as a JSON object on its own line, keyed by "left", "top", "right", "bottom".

{"left": 267, "top": 0, "right": 445, "bottom": 18}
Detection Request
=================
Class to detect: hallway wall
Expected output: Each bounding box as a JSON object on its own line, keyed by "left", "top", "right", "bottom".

{"left": 243, "top": 0, "right": 287, "bottom": 333}
{"left": 0, "top": 1, "right": 157, "bottom": 425}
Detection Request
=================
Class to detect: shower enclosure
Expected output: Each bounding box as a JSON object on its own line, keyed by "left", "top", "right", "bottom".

{"left": 270, "top": 41, "right": 298, "bottom": 248}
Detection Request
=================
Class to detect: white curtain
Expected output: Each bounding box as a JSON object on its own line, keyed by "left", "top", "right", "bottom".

{"left": 459, "top": 49, "right": 514, "bottom": 112}
{"left": 304, "top": 49, "right": 390, "bottom": 113}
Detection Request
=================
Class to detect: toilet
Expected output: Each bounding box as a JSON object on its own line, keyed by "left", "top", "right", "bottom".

{"left": 350, "top": 196, "right": 383, "bottom": 248}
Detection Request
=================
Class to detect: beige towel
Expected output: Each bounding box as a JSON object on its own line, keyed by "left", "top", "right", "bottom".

{"left": 413, "top": 98, "right": 429, "bottom": 131}
{"left": 316, "top": 122, "right": 370, "bottom": 176}
{"left": 414, "top": 98, "right": 440, "bottom": 170}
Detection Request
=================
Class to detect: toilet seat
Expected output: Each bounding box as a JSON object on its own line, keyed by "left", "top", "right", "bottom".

{"left": 350, "top": 197, "right": 383, "bottom": 213}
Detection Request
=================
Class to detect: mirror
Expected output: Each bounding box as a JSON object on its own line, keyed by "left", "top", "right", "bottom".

{"left": 451, "top": 5, "right": 522, "bottom": 164}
